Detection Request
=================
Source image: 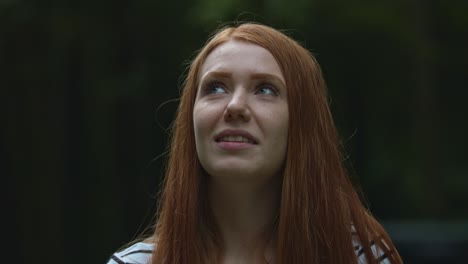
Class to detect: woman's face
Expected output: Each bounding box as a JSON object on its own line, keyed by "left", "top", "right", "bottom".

{"left": 193, "top": 40, "right": 289, "bottom": 184}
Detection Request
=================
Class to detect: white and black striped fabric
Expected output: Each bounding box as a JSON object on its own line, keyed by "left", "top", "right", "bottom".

{"left": 107, "top": 242, "right": 152, "bottom": 264}
{"left": 352, "top": 238, "right": 392, "bottom": 264}
{"left": 107, "top": 239, "right": 392, "bottom": 264}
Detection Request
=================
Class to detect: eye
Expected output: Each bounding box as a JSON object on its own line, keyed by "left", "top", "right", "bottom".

{"left": 205, "top": 81, "right": 227, "bottom": 94}
{"left": 256, "top": 83, "right": 278, "bottom": 96}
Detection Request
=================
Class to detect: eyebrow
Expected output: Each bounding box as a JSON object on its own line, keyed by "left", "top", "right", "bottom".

{"left": 201, "top": 71, "right": 286, "bottom": 87}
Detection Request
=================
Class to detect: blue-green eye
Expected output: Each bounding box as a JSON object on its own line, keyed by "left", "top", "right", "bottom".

{"left": 206, "top": 81, "right": 227, "bottom": 94}
{"left": 257, "top": 84, "right": 277, "bottom": 95}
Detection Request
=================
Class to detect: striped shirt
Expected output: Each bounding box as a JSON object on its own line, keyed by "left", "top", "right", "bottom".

{"left": 107, "top": 239, "right": 391, "bottom": 264}
{"left": 107, "top": 242, "right": 152, "bottom": 264}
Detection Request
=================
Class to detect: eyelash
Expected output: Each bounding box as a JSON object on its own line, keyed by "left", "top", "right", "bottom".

{"left": 202, "top": 80, "right": 279, "bottom": 96}
{"left": 204, "top": 81, "right": 227, "bottom": 94}
{"left": 256, "top": 83, "right": 278, "bottom": 96}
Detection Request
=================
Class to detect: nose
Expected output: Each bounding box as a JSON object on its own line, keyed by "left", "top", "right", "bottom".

{"left": 224, "top": 89, "right": 251, "bottom": 122}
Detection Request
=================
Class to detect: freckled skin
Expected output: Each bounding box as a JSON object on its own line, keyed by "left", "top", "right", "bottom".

{"left": 193, "top": 40, "right": 289, "bottom": 184}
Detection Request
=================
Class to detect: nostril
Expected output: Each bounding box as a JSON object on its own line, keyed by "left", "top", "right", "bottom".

{"left": 224, "top": 107, "right": 250, "bottom": 122}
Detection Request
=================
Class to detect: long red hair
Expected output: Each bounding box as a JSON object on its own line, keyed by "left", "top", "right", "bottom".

{"left": 152, "top": 23, "right": 402, "bottom": 264}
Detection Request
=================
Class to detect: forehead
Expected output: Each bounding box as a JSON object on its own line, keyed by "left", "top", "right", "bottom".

{"left": 199, "top": 40, "right": 285, "bottom": 83}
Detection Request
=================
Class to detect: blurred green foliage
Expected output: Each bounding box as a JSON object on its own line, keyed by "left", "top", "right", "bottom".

{"left": 3, "top": 0, "right": 467, "bottom": 263}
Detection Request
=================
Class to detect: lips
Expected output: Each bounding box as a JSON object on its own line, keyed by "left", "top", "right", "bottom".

{"left": 214, "top": 129, "right": 258, "bottom": 144}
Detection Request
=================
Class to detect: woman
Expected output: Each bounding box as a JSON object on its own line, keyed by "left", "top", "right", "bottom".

{"left": 108, "top": 22, "right": 402, "bottom": 264}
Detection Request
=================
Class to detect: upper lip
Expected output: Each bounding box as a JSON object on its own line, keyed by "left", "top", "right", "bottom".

{"left": 214, "top": 129, "right": 258, "bottom": 144}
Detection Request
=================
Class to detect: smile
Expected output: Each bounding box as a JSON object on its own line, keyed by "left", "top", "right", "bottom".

{"left": 214, "top": 129, "right": 258, "bottom": 145}
{"left": 218, "top": 136, "right": 254, "bottom": 144}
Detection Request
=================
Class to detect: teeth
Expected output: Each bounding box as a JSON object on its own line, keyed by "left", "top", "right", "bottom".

{"left": 220, "top": 136, "right": 251, "bottom": 143}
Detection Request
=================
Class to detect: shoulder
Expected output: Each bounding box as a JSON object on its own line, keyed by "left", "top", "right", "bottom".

{"left": 106, "top": 242, "right": 154, "bottom": 264}
{"left": 353, "top": 236, "right": 393, "bottom": 264}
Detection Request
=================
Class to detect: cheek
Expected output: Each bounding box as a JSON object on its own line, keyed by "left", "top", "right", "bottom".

{"left": 263, "top": 106, "right": 289, "bottom": 138}
{"left": 269, "top": 110, "right": 289, "bottom": 159}
{"left": 278, "top": 105, "right": 289, "bottom": 137}
{"left": 276, "top": 109, "right": 289, "bottom": 134}
{"left": 193, "top": 104, "right": 218, "bottom": 143}
{"left": 193, "top": 107, "right": 205, "bottom": 144}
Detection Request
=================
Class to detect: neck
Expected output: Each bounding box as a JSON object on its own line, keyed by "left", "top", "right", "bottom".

{"left": 209, "top": 176, "right": 280, "bottom": 263}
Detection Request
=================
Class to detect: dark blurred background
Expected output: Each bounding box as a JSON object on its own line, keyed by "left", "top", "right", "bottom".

{"left": 3, "top": 0, "right": 468, "bottom": 263}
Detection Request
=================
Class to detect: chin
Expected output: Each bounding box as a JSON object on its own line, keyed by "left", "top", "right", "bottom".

{"left": 210, "top": 167, "right": 255, "bottom": 176}
{"left": 207, "top": 166, "right": 280, "bottom": 185}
